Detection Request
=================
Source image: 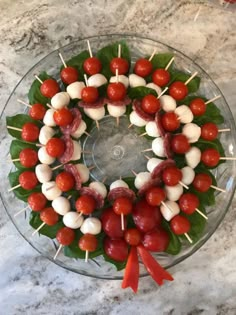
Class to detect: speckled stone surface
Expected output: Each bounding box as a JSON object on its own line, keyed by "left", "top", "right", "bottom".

{"left": 0, "top": 1, "right": 236, "bottom": 314}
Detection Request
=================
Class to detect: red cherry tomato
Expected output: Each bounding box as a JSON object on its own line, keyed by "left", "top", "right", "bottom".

{"left": 101, "top": 207, "right": 127, "bottom": 238}
{"left": 75, "top": 195, "right": 96, "bottom": 215}
{"left": 142, "top": 228, "right": 170, "bottom": 252}
{"left": 21, "top": 123, "right": 39, "bottom": 142}
{"left": 110, "top": 57, "right": 129, "bottom": 75}
{"left": 162, "top": 166, "right": 182, "bottom": 186}
{"left": 40, "top": 207, "right": 59, "bottom": 226}
{"left": 53, "top": 108, "right": 73, "bottom": 126}
{"left": 81, "top": 86, "right": 99, "bottom": 103}
{"left": 83, "top": 57, "right": 102, "bottom": 75}
{"left": 104, "top": 237, "right": 128, "bottom": 262}
{"left": 78, "top": 234, "right": 98, "bottom": 252}
{"left": 19, "top": 171, "right": 38, "bottom": 190}
{"left": 170, "top": 215, "right": 191, "bottom": 235}
{"left": 29, "top": 103, "right": 46, "bottom": 120}
{"left": 56, "top": 171, "right": 75, "bottom": 191}
{"left": 141, "top": 95, "right": 160, "bottom": 114}
{"left": 169, "top": 81, "right": 188, "bottom": 101}
{"left": 113, "top": 197, "right": 133, "bottom": 215}
{"left": 179, "top": 193, "right": 199, "bottom": 215}
{"left": 201, "top": 148, "right": 220, "bottom": 167}
{"left": 28, "top": 192, "right": 47, "bottom": 211}
{"left": 56, "top": 227, "right": 75, "bottom": 245}
{"left": 124, "top": 228, "right": 142, "bottom": 246}
{"left": 19, "top": 148, "right": 38, "bottom": 168}
{"left": 145, "top": 187, "right": 166, "bottom": 206}
{"left": 46, "top": 138, "right": 65, "bottom": 157}
{"left": 107, "top": 82, "right": 126, "bottom": 101}
{"left": 60, "top": 67, "right": 79, "bottom": 85}
{"left": 40, "top": 79, "right": 60, "bottom": 98}
{"left": 161, "top": 112, "right": 180, "bottom": 132}
{"left": 193, "top": 173, "right": 212, "bottom": 192}
{"left": 189, "top": 98, "right": 206, "bottom": 116}
{"left": 171, "top": 134, "right": 190, "bottom": 154}
{"left": 134, "top": 58, "right": 153, "bottom": 77}
{"left": 152, "top": 69, "right": 170, "bottom": 87}
{"left": 201, "top": 123, "right": 218, "bottom": 141}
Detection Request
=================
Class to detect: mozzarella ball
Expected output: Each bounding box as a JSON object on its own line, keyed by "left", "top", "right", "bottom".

{"left": 71, "top": 141, "right": 81, "bottom": 161}
{"left": 146, "top": 83, "right": 162, "bottom": 96}
{"left": 89, "top": 181, "right": 107, "bottom": 199}
{"left": 182, "top": 123, "right": 201, "bottom": 143}
{"left": 38, "top": 147, "right": 55, "bottom": 165}
{"left": 71, "top": 120, "right": 87, "bottom": 139}
{"left": 160, "top": 95, "right": 177, "bottom": 112}
{"left": 129, "top": 74, "right": 146, "bottom": 88}
{"left": 185, "top": 147, "right": 201, "bottom": 169}
{"left": 51, "top": 92, "right": 70, "bottom": 109}
{"left": 134, "top": 172, "right": 151, "bottom": 190}
{"left": 39, "top": 126, "right": 55, "bottom": 145}
{"left": 175, "top": 105, "right": 193, "bottom": 124}
{"left": 75, "top": 164, "right": 89, "bottom": 183}
{"left": 160, "top": 201, "right": 180, "bottom": 221}
{"left": 152, "top": 137, "right": 165, "bottom": 157}
{"left": 84, "top": 107, "right": 105, "bottom": 121}
{"left": 80, "top": 217, "right": 102, "bottom": 235}
{"left": 52, "top": 196, "right": 71, "bottom": 215}
{"left": 165, "top": 184, "right": 183, "bottom": 202}
{"left": 66, "top": 81, "right": 85, "bottom": 99}
{"left": 130, "top": 111, "right": 147, "bottom": 127}
{"left": 110, "top": 75, "right": 129, "bottom": 88}
{"left": 110, "top": 180, "right": 129, "bottom": 191}
{"left": 35, "top": 164, "right": 52, "bottom": 183}
{"left": 42, "top": 181, "right": 62, "bottom": 201}
{"left": 88, "top": 74, "right": 107, "bottom": 87}
{"left": 181, "top": 166, "right": 195, "bottom": 185}
{"left": 63, "top": 212, "right": 84, "bottom": 229}
{"left": 145, "top": 121, "right": 160, "bottom": 138}
{"left": 147, "top": 157, "right": 163, "bottom": 173}
{"left": 43, "top": 109, "right": 56, "bottom": 127}
{"left": 107, "top": 104, "right": 126, "bottom": 117}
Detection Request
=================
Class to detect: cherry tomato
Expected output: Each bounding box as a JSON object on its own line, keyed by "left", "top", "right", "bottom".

{"left": 113, "top": 197, "right": 133, "bottom": 215}
{"left": 142, "top": 228, "right": 170, "bottom": 252}
{"left": 60, "top": 67, "right": 79, "bottom": 85}
{"left": 107, "top": 82, "right": 126, "bottom": 101}
{"left": 83, "top": 57, "right": 102, "bottom": 75}
{"left": 110, "top": 57, "right": 129, "bottom": 75}
{"left": 161, "top": 112, "right": 180, "bottom": 132}
{"left": 169, "top": 81, "right": 188, "bottom": 101}
{"left": 19, "top": 171, "right": 38, "bottom": 190}
{"left": 101, "top": 207, "right": 127, "bottom": 238}
{"left": 21, "top": 123, "right": 39, "bottom": 142}
{"left": 124, "top": 228, "right": 142, "bottom": 246}
{"left": 103, "top": 237, "right": 128, "bottom": 262}
{"left": 189, "top": 98, "right": 206, "bottom": 116}
{"left": 179, "top": 193, "right": 199, "bottom": 215}
{"left": 40, "top": 79, "right": 60, "bottom": 98}
{"left": 145, "top": 187, "right": 166, "bottom": 206}
{"left": 78, "top": 234, "right": 98, "bottom": 252}
{"left": 46, "top": 138, "right": 65, "bottom": 158}
{"left": 171, "top": 134, "right": 190, "bottom": 154}
{"left": 201, "top": 123, "right": 218, "bottom": 141}
{"left": 19, "top": 148, "right": 38, "bottom": 168}
{"left": 56, "top": 227, "right": 75, "bottom": 245}
{"left": 134, "top": 58, "right": 152, "bottom": 77}
{"left": 29, "top": 103, "right": 46, "bottom": 120}
{"left": 81, "top": 86, "right": 99, "bottom": 103}
{"left": 56, "top": 171, "right": 75, "bottom": 191}
{"left": 170, "top": 215, "right": 191, "bottom": 235}
{"left": 53, "top": 108, "right": 73, "bottom": 127}
{"left": 28, "top": 192, "right": 47, "bottom": 211}
{"left": 40, "top": 207, "right": 59, "bottom": 226}
{"left": 75, "top": 195, "right": 96, "bottom": 215}
{"left": 193, "top": 173, "right": 212, "bottom": 192}
{"left": 152, "top": 69, "right": 170, "bottom": 87}
{"left": 141, "top": 95, "right": 160, "bottom": 114}
{"left": 162, "top": 166, "right": 182, "bottom": 186}
{"left": 201, "top": 148, "right": 220, "bottom": 167}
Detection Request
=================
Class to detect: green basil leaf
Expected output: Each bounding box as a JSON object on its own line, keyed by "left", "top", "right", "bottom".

{"left": 170, "top": 71, "right": 201, "bottom": 93}
{"left": 103, "top": 253, "right": 126, "bottom": 271}
{"left": 65, "top": 50, "right": 90, "bottom": 77}
{"left": 6, "top": 114, "right": 40, "bottom": 140}
{"left": 128, "top": 86, "right": 157, "bottom": 99}
{"left": 162, "top": 221, "right": 182, "bottom": 255}
{"left": 150, "top": 53, "right": 174, "bottom": 70}
{"left": 10, "top": 139, "right": 38, "bottom": 170}
{"left": 28, "top": 71, "right": 51, "bottom": 105}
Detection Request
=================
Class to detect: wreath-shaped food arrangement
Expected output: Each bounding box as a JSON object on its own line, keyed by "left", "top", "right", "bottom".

{"left": 6, "top": 41, "right": 229, "bottom": 293}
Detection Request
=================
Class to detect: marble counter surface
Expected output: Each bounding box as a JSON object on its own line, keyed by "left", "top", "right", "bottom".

{"left": 0, "top": 1, "right": 236, "bottom": 314}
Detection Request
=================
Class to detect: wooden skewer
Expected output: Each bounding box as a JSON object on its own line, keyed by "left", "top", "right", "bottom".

{"left": 17, "top": 99, "right": 32, "bottom": 108}
{"left": 54, "top": 244, "right": 63, "bottom": 260}
{"left": 195, "top": 208, "right": 208, "bottom": 220}
{"left": 116, "top": 117, "right": 120, "bottom": 127}
{"left": 121, "top": 213, "right": 125, "bottom": 231}
{"left": 161, "top": 201, "right": 174, "bottom": 213}
{"left": 131, "top": 170, "right": 137, "bottom": 176}
{"left": 148, "top": 48, "right": 157, "bottom": 61}
{"left": 118, "top": 44, "right": 121, "bottom": 58}
{"left": 184, "top": 71, "right": 198, "bottom": 85}
{"left": 84, "top": 74, "right": 89, "bottom": 87}
{"left": 139, "top": 132, "right": 147, "bottom": 137}
{"left": 95, "top": 120, "right": 100, "bottom": 130}
{"left": 184, "top": 233, "right": 193, "bottom": 244}
{"left": 87, "top": 40, "right": 93, "bottom": 58}
{"left": 75, "top": 212, "right": 83, "bottom": 223}
{"left": 32, "top": 222, "right": 46, "bottom": 236}
{"left": 116, "top": 69, "right": 119, "bottom": 83}
{"left": 46, "top": 103, "right": 53, "bottom": 109}
{"left": 88, "top": 165, "right": 95, "bottom": 171}
{"left": 45, "top": 184, "right": 56, "bottom": 192}
{"left": 36, "top": 143, "right": 44, "bottom": 147}
{"left": 179, "top": 181, "right": 189, "bottom": 190}
{"left": 157, "top": 87, "right": 168, "bottom": 99}
{"left": 210, "top": 185, "right": 226, "bottom": 193}
{"left": 67, "top": 195, "right": 72, "bottom": 200}
{"left": 141, "top": 148, "right": 152, "bottom": 153}
{"left": 7, "top": 126, "right": 22, "bottom": 132}
{"left": 58, "top": 52, "right": 67, "bottom": 68}
{"left": 11, "top": 158, "right": 20, "bottom": 162}
{"left": 220, "top": 157, "right": 236, "bottom": 160}
{"left": 84, "top": 131, "right": 91, "bottom": 137}
{"left": 205, "top": 95, "right": 221, "bottom": 105}
{"left": 8, "top": 184, "right": 21, "bottom": 192}
{"left": 85, "top": 250, "right": 89, "bottom": 263}
{"left": 165, "top": 57, "right": 175, "bottom": 70}
{"left": 14, "top": 205, "right": 29, "bottom": 217}
{"left": 34, "top": 75, "right": 43, "bottom": 84}
{"left": 51, "top": 164, "right": 64, "bottom": 171}
{"left": 144, "top": 155, "right": 151, "bottom": 160}
{"left": 82, "top": 150, "right": 92, "bottom": 154}
{"left": 128, "top": 123, "right": 133, "bottom": 129}
{"left": 218, "top": 128, "right": 230, "bottom": 133}
{"left": 102, "top": 176, "right": 107, "bottom": 184}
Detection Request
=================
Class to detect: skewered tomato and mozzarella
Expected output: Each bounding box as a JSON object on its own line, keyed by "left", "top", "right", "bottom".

{"left": 129, "top": 110, "right": 147, "bottom": 127}
{"left": 110, "top": 75, "right": 129, "bottom": 88}
{"left": 63, "top": 212, "right": 84, "bottom": 229}
{"left": 41, "top": 181, "right": 62, "bottom": 200}
{"left": 182, "top": 123, "right": 201, "bottom": 143}
{"left": 165, "top": 184, "right": 183, "bottom": 202}
{"left": 19, "top": 171, "right": 38, "bottom": 190}
{"left": 146, "top": 83, "right": 162, "bottom": 97}
{"left": 43, "top": 109, "right": 57, "bottom": 127}
{"left": 20, "top": 122, "right": 40, "bottom": 142}
{"left": 66, "top": 81, "right": 85, "bottom": 99}
{"left": 185, "top": 147, "right": 201, "bottom": 168}
{"left": 174, "top": 105, "right": 193, "bottom": 124}
{"left": 28, "top": 192, "right": 47, "bottom": 212}
{"left": 80, "top": 217, "right": 102, "bottom": 235}
{"left": 152, "top": 137, "right": 165, "bottom": 157}
{"left": 141, "top": 95, "right": 160, "bottom": 114}
{"left": 181, "top": 166, "right": 195, "bottom": 185}
{"left": 134, "top": 58, "right": 152, "bottom": 78}
{"left": 39, "top": 126, "right": 55, "bottom": 145}
{"left": 18, "top": 148, "right": 38, "bottom": 168}
{"left": 35, "top": 164, "right": 53, "bottom": 183}
{"left": 152, "top": 68, "right": 170, "bottom": 87}
{"left": 38, "top": 146, "right": 55, "bottom": 165}
{"left": 134, "top": 172, "right": 152, "bottom": 190}
{"left": 129, "top": 74, "right": 146, "bottom": 88}
{"left": 89, "top": 181, "right": 107, "bottom": 198}
{"left": 145, "top": 121, "right": 160, "bottom": 138}
{"left": 60, "top": 66, "right": 79, "bottom": 85}
{"left": 87, "top": 73, "right": 108, "bottom": 87}
{"left": 51, "top": 92, "right": 70, "bottom": 109}
{"left": 159, "top": 95, "right": 177, "bottom": 112}
{"left": 52, "top": 196, "right": 71, "bottom": 215}
{"left": 29, "top": 103, "right": 46, "bottom": 120}
{"left": 147, "top": 157, "right": 163, "bottom": 173}
{"left": 40, "top": 78, "right": 60, "bottom": 98}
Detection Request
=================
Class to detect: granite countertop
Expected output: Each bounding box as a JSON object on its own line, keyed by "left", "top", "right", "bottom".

{"left": 0, "top": 1, "right": 236, "bottom": 314}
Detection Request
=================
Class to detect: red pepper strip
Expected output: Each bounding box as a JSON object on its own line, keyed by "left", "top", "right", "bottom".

{"left": 137, "top": 245, "right": 174, "bottom": 286}
{"left": 121, "top": 246, "right": 139, "bottom": 293}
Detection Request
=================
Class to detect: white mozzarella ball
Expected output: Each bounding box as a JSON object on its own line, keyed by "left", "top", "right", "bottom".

{"left": 165, "top": 184, "right": 183, "bottom": 202}
{"left": 147, "top": 157, "right": 163, "bottom": 173}
{"left": 160, "top": 201, "right": 180, "bottom": 221}
{"left": 43, "top": 109, "right": 56, "bottom": 127}
{"left": 185, "top": 147, "right": 201, "bottom": 169}
{"left": 110, "top": 75, "right": 129, "bottom": 88}
{"left": 42, "top": 181, "right": 62, "bottom": 201}
{"left": 52, "top": 196, "right": 71, "bottom": 215}
{"left": 182, "top": 123, "right": 201, "bottom": 143}
{"left": 181, "top": 166, "right": 195, "bottom": 185}
{"left": 145, "top": 121, "right": 160, "bottom": 138}
{"left": 146, "top": 83, "right": 162, "bottom": 96}
{"left": 75, "top": 164, "right": 89, "bottom": 183}
{"left": 35, "top": 164, "right": 52, "bottom": 183}
{"left": 129, "top": 74, "right": 146, "bottom": 88}
{"left": 107, "top": 104, "right": 126, "bottom": 117}
{"left": 134, "top": 172, "right": 151, "bottom": 190}
{"left": 110, "top": 180, "right": 129, "bottom": 191}
{"left": 66, "top": 81, "right": 85, "bottom": 99}
{"left": 130, "top": 111, "right": 147, "bottom": 127}
{"left": 71, "top": 141, "right": 81, "bottom": 161}
{"left": 160, "top": 95, "right": 177, "bottom": 112}
{"left": 175, "top": 105, "right": 193, "bottom": 124}
{"left": 152, "top": 137, "right": 165, "bottom": 157}
{"left": 80, "top": 217, "right": 102, "bottom": 235}
{"left": 39, "top": 126, "right": 55, "bottom": 145}
{"left": 63, "top": 212, "right": 84, "bottom": 229}
{"left": 84, "top": 107, "right": 105, "bottom": 121}
{"left": 71, "top": 120, "right": 87, "bottom": 139}
{"left": 89, "top": 182, "right": 107, "bottom": 199}
{"left": 51, "top": 92, "right": 70, "bottom": 109}
{"left": 38, "top": 147, "right": 55, "bottom": 165}
{"left": 88, "top": 74, "right": 107, "bottom": 87}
